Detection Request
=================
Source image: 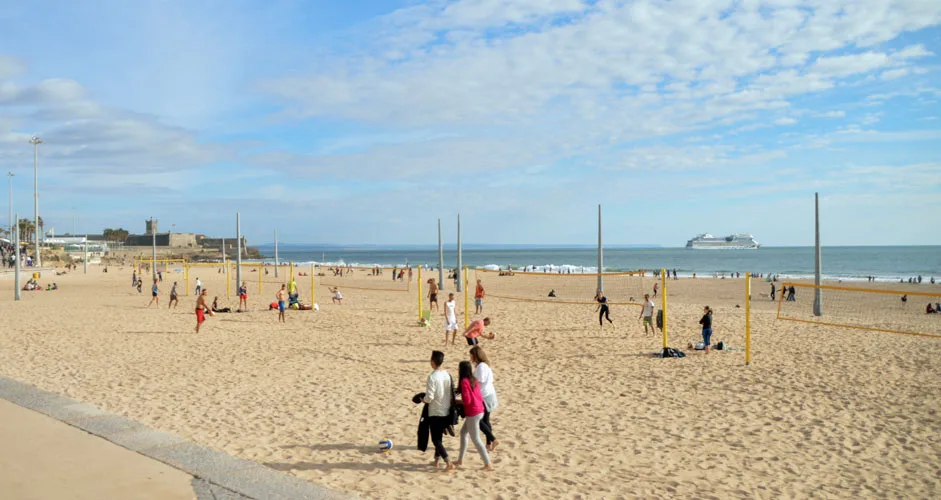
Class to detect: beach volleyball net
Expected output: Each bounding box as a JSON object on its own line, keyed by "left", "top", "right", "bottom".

{"left": 319, "top": 265, "right": 413, "bottom": 293}
{"left": 776, "top": 283, "right": 941, "bottom": 338}
{"left": 472, "top": 268, "right": 649, "bottom": 306}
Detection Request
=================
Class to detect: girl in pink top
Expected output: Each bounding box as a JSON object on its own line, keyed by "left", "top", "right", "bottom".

{"left": 456, "top": 361, "right": 492, "bottom": 470}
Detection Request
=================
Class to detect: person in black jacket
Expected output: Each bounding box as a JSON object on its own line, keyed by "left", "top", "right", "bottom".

{"left": 699, "top": 306, "right": 713, "bottom": 354}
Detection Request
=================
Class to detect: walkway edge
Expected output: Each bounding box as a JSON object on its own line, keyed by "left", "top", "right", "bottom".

{"left": 0, "top": 376, "right": 355, "bottom": 500}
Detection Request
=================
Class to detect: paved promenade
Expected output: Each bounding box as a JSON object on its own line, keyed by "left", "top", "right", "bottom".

{"left": 0, "top": 376, "right": 352, "bottom": 500}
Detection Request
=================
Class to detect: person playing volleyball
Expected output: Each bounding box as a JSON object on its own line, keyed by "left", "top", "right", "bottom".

{"left": 595, "top": 289, "right": 612, "bottom": 327}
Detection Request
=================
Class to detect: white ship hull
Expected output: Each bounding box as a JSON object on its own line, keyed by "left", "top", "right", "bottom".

{"left": 686, "top": 233, "right": 760, "bottom": 249}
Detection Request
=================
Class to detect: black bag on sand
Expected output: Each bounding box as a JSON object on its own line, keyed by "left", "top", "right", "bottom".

{"left": 661, "top": 347, "right": 686, "bottom": 358}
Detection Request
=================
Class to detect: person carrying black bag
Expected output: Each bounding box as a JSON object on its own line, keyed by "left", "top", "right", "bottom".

{"left": 422, "top": 350, "right": 455, "bottom": 471}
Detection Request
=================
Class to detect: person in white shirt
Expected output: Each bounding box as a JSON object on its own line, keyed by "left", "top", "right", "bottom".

{"left": 639, "top": 293, "right": 655, "bottom": 335}
{"left": 444, "top": 293, "right": 459, "bottom": 345}
{"left": 195, "top": 277, "right": 202, "bottom": 296}
{"left": 331, "top": 287, "right": 343, "bottom": 305}
{"left": 469, "top": 346, "right": 499, "bottom": 451}
{"left": 423, "top": 350, "right": 455, "bottom": 471}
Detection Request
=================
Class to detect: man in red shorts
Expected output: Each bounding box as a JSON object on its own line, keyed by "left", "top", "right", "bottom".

{"left": 195, "top": 289, "right": 214, "bottom": 334}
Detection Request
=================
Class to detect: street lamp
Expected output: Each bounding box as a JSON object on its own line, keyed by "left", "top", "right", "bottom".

{"left": 7, "top": 171, "right": 12, "bottom": 243}
{"left": 29, "top": 136, "right": 42, "bottom": 268}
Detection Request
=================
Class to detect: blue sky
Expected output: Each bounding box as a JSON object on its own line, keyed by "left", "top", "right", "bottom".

{"left": 1, "top": 0, "right": 939, "bottom": 247}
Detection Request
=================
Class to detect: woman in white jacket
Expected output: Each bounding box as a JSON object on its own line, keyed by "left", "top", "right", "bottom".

{"left": 469, "top": 346, "right": 499, "bottom": 451}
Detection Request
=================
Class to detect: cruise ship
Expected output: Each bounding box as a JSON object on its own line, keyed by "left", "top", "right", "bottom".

{"left": 686, "top": 233, "right": 760, "bottom": 249}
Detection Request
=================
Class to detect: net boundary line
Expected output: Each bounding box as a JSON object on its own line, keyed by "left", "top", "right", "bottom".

{"left": 775, "top": 316, "right": 941, "bottom": 339}
{"left": 783, "top": 282, "right": 941, "bottom": 298}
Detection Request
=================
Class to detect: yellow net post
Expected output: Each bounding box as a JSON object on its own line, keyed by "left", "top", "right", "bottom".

{"left": 184, "top": 265, "right": 189, "bottom": 297}
{"left": 226, "top": 264, "right": 231, "bottom": 299}
{"left": 661, "top": 268, "right": 668, "bottom": 350}
{"left": 310, "top": 263, "right": 315, "bottom": 305}
{"left": 418, "top": 265, "right": 423, "bottom": 323}
{"left": 257, "top": 263, "right": 262, "bottom": 295}
{"left": 290, "top": 262, "right": 294, "bottom": 282}
{"left": 745, "top": 273, "right": 752, "bottom": 366}
{"left": 464, "top": 266, "right": 469, "bottom": 329}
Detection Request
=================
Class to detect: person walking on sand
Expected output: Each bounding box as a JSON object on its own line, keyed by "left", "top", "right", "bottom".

{"left": 238, "top": 281, "right": 248, "bottom": 311}
{"left": 195, "top": 277, "right": 202, "bottom": 296}
{"left": 428, "top": 279, "right": 439, "bottom": 312}
{"left": 699, "top": 306, "right": 714, "bottom": 354}
{"left": 455, "top": 360, "right": 493, "bottom": 471}
{"left": 276, "top": 284, "right": 288, "bottom": 323}
{"left": 423, "top": 350, "right": 455, "bottom": 472}
{"left": 469, "top": 346, "right": 499, "bottom": 452}
{"left": 445, "top": 293, "right": 459, "bottom": 345}
{"left": 463, "top": 317, "right": 493, "bottom": 346}
{"left": 475, "top": 280, "right": 485, "bottom": 314}
{"left": 137, "top": 278, "right": 143, "bottom": 294}
{"left": 653, "top": 282, "right": 658, "bottom": 298}
{"left": 168, "top": 281, "right": 179, "bottom": 309}
{"left": 639, "top": 294, "right": 655, "bottom": 335}
{"left": 148, "top": 280, "right": 160, "bottom": 307}
{"left": 195, "top": 289, "right": 214, "bottom": 334}
{"left": 770, "top": 282, "right": 776, "bottom": 301}
{"left": 595, "top": 289, "right": 613, "bottom": 327}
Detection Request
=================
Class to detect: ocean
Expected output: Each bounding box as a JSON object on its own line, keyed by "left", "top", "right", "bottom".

{"left": 252, "top": 245, "right": 941, "bottom": 283}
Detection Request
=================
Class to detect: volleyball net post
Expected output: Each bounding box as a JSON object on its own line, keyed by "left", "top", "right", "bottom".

{"left": 745, "top": 273, "right": 752, "bottom": 366}
{"left": 310, "top": 263, "right": 315, "bottom": 306}
{"left": 257, "top": 263, "right": 262, "bottom": 295}
{"left": 661, "top": 268, "right": 668, "bottom": 351}
{"left": 464, "top": 266, "right": 469, "bottom": 329}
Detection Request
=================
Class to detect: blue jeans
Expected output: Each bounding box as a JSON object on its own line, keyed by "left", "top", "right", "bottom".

{"left": 702, "top": 328, "right": 713, "bottom": 346}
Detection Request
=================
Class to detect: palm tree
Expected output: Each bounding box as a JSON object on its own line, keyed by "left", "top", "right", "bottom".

{"left": 18, "top": 218, "right": 35, "bottom": 243}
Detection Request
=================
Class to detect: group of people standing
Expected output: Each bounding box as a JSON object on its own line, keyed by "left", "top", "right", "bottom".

{"left": 418, "top": 347, "right": 498, "bottom": 472}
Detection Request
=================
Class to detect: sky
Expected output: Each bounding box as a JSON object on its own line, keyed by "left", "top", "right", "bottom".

{"left": 0, "top": 0, "right": 940, "bottom": 247}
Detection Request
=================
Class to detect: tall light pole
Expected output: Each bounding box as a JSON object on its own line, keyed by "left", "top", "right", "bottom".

{"left": 7, "top": 171, "right": 12, "bottom": 242}
{"left": 150, "top": 217, "right": 157, "bottom": 281}
{"left": 30, "top": 136, "right": 42, "bottom": 267}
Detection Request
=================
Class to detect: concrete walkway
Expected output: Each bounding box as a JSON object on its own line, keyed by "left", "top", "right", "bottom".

{"left": 0, "top": 398, "right": 197, "bottom": 500}
{"left": 0, "top": 376, "right": 352, "bottom": 500}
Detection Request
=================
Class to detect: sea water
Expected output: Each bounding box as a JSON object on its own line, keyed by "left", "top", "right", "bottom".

{"left": 254, "top": 245, "right": 940, "bottom": 283}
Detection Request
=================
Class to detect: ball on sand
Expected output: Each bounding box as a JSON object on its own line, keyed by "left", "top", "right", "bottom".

{"left": 379, "top": 439, "right": 393, "bottom": 451}
{"left": 489, "top": 331, "right": 496, "bottom": 339}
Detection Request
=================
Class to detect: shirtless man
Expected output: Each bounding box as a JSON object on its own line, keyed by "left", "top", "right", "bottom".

{"left": 427, "top": 279, "right": 439, "bottom": 312}
{"left": 276, "top": 284, "right": 288, "bottom": 323}
{"left": 195, "top": 289, "right": 214, "bottom": 333}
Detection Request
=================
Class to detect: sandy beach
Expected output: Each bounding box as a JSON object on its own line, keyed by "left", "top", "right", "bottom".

{"left": 1, "top": 266, "right": 939, "bottom": 498}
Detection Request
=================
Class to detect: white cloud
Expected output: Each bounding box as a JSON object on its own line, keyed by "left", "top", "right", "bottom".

{"left": 817, "top": 110, "right": 845, "bottom": 118}
{"left": 812, "top": 51, "right": 892, "bottom": 77}
{"left": 774, "top": 117, "right": 798, "bottom": 126}
{"left": 881, "top": 68, "right": 910, "bottom": 80}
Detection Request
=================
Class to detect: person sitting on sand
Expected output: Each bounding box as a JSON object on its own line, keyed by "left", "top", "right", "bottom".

{"left": 901, "top": 294, "right": 908, "bottom": 303}
{"left": 548, "top": 289, "right": 556, "bottom": 297}
{"left": 927, "top": 303, "right": 937, "bottom": 314}
{"left": 212, "top": 297, "right": 232, "bottom": 313}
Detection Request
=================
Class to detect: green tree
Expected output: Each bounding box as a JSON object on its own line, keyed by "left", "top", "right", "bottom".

{"left": 103, "top": 228, "right": 129, "bottom": 242}
{"left": 18, "top": 218, "right": 35, "bottom": 243}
